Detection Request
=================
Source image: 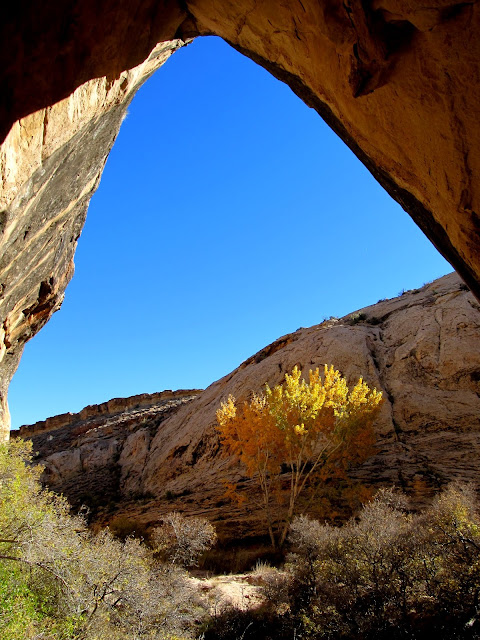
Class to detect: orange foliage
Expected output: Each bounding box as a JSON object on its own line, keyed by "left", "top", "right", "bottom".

{"left": 216, "top": 365, "right": 383, "bottom": 548}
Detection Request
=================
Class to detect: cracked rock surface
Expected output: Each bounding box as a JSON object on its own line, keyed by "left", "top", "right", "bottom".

{"left": 17, "top": 273, "right": 480, "bottom": 542}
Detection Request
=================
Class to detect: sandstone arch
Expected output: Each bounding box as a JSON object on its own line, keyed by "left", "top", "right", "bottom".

{"left": 1, "top": 0, "right": 480, "bottom": 436}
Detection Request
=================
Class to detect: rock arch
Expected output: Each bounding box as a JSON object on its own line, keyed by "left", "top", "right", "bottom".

{"left": 1, "top": 0, "right": 480, "bottom": 436}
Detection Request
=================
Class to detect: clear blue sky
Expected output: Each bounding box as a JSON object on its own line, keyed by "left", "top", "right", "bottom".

{"left": 9, "top": 37, "right": 450, "bottom": 428}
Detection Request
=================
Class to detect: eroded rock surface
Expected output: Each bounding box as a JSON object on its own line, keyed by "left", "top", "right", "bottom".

{"left": 18, "top": 274, "right": 480, "bottom": 542}
{"left": 13, "top": 390, "right": 202, "bottom": 511}
{"left": 1, "top": 1, "right": 480, "bottom": 438}
{"left": 0, "top": 38, "right": 186, "bottom": 438}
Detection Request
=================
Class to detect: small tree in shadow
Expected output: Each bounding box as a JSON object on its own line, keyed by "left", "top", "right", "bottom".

{"left": 151, "top": 511, "right": 217, "bottom": 568}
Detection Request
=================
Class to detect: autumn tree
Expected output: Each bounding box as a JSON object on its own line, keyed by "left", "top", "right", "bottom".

{"left": 216, "top": 365, "right": 383, "bottom": 548}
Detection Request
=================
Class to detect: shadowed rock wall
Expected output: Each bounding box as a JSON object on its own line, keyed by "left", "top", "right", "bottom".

{"left": 2, "top": 0, "right": 480, "bottom": 436}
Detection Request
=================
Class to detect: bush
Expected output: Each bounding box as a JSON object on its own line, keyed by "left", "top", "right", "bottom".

{"left": 347, "top": 312, "right": 367, "bottom": 325}
{"left": 0, "top": 440, "right": 208, "bottom": 639}
{"left": 198, "top": 486, "right": 480, "bottom": 640}
{"left": 200, "top": 603, "right": 297, "bottom": 640}
{"left": 285, "top": 485, "right": 480, "bottom": 639}
{"left": 152, "top": 511, "right": 217, "bottom": 567}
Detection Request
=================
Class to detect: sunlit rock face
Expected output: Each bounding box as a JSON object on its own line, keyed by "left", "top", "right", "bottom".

{"left": 2, "top": 0, "right": 480, "bottom": 436}
{"left": 18, "top": 275, "right": 480, "bottom": 542}
{"left": 13, "top": 390, "right": 202, "bottom": 512}
{"left": 0, "top": 39, "right": 186, "bottom": 437}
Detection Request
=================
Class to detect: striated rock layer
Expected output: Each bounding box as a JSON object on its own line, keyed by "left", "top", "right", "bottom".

{"left": 1, "top": 1, "right": 480, "bottom": 438}
{"left": 0, "top": 37, "right": 187, "bottom": 438}
{"left": 13, "top": 390, "right": 203, "bottom": 515}
{"left": 18, "top": 274, "right": 480, "bottom": 542}
{"left": 17, "top": 389, "right": 203, "bottom": 439}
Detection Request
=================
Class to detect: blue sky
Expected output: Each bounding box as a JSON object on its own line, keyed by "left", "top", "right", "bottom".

{"left": 9, "top": 37, "right": 450, "bottom": 428}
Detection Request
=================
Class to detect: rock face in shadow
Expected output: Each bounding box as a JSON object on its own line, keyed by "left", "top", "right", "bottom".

{"left": 18, "top": 274, "right": 480, "bottom": 542}
{"left": 1, "top": 1, "right": 480, "bottom": 437}
{"left": 13, "top": 390, "right": 202, "bottom": 515}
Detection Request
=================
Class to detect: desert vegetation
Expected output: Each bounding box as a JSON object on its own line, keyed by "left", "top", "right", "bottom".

{"left": 201, "top": 484, "right": 480, "bottom": 639}
{"left": 216, "top": 365, "right": 383, "bottom": 548}
{"left": 3, "top": 361, "right": 480, "bottom": 639}
{"left": 0, "top": 440, "right": 213, "bottom": 639}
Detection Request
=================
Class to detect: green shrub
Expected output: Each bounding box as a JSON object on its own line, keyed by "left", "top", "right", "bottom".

{"left": 347, "top": 312, "right": 367, "bottom": 325}
{"left": 0, "top": 440, "right": 209, "bottom": 639}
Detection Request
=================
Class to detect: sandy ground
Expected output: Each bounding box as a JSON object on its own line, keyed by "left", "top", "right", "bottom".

{"left": 190, "top": 573, "right": 264, "bottom": 612}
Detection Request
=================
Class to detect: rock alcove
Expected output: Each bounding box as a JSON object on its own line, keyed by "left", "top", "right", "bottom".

{"left": 7, "top": 36, "right": 450, "bottom": 432}
{"left": 1, "top": 0, "right": 480, "bottom": 437}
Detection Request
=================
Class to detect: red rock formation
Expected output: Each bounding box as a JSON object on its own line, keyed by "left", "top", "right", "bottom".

{"left": 1, "top": 1, "right": 480, "bottom": 438}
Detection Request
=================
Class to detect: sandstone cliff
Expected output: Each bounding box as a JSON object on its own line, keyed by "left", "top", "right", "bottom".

{"left": 13, "top": 390, "right": 202, "bottom": 516}
{"left": 1, "top": 1, "right": 480, "bottom": 438}
{"left": 0, "top": 38, "right": 187, "bottom": 437}
{"left": 18, "top": 273, "right": 480, "bottom": 542}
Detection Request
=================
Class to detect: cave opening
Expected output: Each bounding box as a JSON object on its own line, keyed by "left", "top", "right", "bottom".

{"left": 8, "top": 36, "right": 450, "bottom": 429}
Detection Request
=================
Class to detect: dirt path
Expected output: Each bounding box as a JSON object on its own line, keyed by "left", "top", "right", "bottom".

{"left": 190, "top": 573, "right": 264, "bottom": 612}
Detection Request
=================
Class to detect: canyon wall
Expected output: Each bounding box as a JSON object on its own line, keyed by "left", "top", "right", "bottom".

{"left": 0, "top": 37, "right": 187, "bottom": 438}
{"left": 17, "top": 389, "right": 202, "bottom": 439}
{"left": 1, "top": 1, "right": 480, "bottom": 436}
{"left": 18, "top": 274, "right": 480, "bottom": 542}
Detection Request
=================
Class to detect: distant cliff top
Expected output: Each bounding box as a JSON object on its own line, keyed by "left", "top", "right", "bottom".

{"left": 13, "top": 389, "right": 203, "bottom": 439}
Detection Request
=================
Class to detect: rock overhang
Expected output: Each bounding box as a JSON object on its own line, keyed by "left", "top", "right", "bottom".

{"left": 1, "top": 0, "right": 480, "bottom": 436}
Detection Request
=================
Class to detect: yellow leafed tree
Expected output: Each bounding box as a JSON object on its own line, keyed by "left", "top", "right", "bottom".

{"left": 216, "top": 365, "right": 383, "bottom": 548}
